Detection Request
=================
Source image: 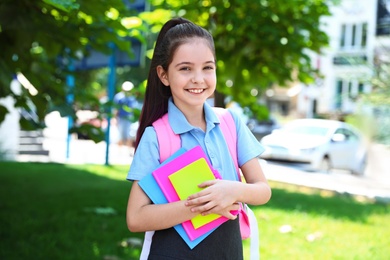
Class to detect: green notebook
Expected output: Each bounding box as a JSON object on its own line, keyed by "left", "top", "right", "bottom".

{"left": 168, "top": 158, "right": 220, "bottom": 229}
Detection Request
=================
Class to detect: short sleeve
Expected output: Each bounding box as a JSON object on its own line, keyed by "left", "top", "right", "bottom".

{"left": 228, "top": 110, "right": 265, "bottom": 167}
{"left": 126, "top": 126, "right": 160, "bottom": 181}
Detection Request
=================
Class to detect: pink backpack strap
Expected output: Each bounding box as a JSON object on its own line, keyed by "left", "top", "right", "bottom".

{"left": 152, "top": 113, "right": 181, "bottom": 163}
{"left": 212, "top": 107, "right": 240, "bottom": 180}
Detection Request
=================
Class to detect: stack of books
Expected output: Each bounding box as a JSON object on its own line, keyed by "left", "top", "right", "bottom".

{"left": 138, "top": 145, "right": 238, "bottom": 248}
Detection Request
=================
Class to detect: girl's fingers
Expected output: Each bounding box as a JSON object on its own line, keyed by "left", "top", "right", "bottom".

{"left": 192, "top": 202, "right": 240, "bottom": 219}
{"left": 189, "top": 200, "right": 215, "bottom": 213}
{"left": 200, "top": 206, "right": 239, "bottom": 220}
{"left": 186, "top": 180, "right": 216, "bottom": 201}
{"left": 197, "top": 179, "right": 217, "bottom": 188}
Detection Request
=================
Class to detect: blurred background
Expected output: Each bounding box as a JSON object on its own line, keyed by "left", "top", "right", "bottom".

{"left": 1, "top": 0, "right": 389, "bottom": 168}
{"left": 1, "top": 0, "right": 389, "bottom": 178}
{"left": 0, "top": 0, "right": 389, "bottom": 259}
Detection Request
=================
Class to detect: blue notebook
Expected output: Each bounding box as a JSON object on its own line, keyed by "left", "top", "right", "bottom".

{"left": 138, "top": 148, "right": 217, "bottom": 249}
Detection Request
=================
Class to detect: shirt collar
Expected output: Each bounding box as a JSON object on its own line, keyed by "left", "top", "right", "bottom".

{"left": 167, "top": 97, "right": 220, "bottom": 135}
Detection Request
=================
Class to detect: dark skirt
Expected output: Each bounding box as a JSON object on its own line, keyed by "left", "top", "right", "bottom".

{"left": 148, "top": 218, "right": 243, "bottom": 260}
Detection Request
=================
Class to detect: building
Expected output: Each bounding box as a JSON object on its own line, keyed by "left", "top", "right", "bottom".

{"left": 268, "top": 0, "right": 390, "bottom": 120}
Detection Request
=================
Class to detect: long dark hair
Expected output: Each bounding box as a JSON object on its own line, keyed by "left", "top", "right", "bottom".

{"left": 134, "top": 17, "right": 216, "bottom": 149}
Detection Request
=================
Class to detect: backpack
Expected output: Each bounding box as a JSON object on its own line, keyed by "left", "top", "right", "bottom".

{"left": 140, "top": 108, "right": 260, "bottom": 260}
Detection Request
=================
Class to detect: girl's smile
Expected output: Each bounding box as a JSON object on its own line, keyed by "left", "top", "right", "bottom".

{"left": 186, "top": 88, "right": 206, "bottom": 94}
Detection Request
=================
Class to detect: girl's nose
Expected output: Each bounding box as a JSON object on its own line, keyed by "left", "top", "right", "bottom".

{"left": 191, "top": 71, "right": 204, "bottom": 84}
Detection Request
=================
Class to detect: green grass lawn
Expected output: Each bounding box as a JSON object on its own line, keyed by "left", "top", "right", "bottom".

{"left": 0, "top": 161, "right": 389, "bottom": 260}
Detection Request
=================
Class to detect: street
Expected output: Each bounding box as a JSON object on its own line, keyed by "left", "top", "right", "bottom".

{"left": 262, "top": 150, "right": 390, "bottom": 202}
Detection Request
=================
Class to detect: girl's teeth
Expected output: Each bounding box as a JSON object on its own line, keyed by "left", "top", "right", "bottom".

{"left": 188, "top": 89, "right": 203, "bottom": 93}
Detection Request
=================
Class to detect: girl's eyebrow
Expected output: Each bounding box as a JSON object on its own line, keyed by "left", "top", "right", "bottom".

{"left": 174, "top": 60, "right": 215, "bottom": 67}
{"left": 174, "top": 61, "right": 192, "bottom": 67}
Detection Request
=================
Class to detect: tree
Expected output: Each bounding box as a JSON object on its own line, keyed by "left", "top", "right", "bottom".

{"left": 149, "top": 0, "right": 334, "bottom": 118}
{"left": 0, "top": 0, "right": 145, "bottom": 135}
{"left": 362, "top": 43, "right": 390, "bottom": 144}
{"left": 0, "top": 0, "right": 335, "bottom": 143}
{"left": 368, "top": 45, "right": 390, "bottom": 105}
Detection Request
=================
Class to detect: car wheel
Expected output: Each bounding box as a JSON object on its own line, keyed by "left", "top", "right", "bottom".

{"left": 319, "top": 156, "right": 331, "bottom": 173}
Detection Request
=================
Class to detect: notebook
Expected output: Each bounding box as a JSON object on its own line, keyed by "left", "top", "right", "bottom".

{"left": 151, "top": 146, "right": 238, "bottom": 241}
{"left": 138, "top": 148, "right": 214, "bottom": 249}
{"left": 168, "top": 158, "right": 220, "bottom": 228}
{"left": 152, "top": 146, "right": 221, "bottom": 203}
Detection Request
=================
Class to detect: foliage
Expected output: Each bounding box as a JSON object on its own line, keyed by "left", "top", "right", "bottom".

{"left": 0, "top": 162, "right": 389, "bottom": 259}
{"left": 1, "top": 0, "right": 334, "bottom": 142}
{"left": 0, "top": 0, "right": 145, "bottom": 132}
{"left": 372, "top": 107, "right": 390, "bottom": 145}
{"left": 347, "top": 105, "right": 390, "bottom": 145}
{"left": 149, "top": 0, "right": 333, "bottom": 118}
{"left": 347, "top": 44, "right": 390, "bottom": 145}
{"left": 366, "top": 47, "right": 390, "bottom": 106}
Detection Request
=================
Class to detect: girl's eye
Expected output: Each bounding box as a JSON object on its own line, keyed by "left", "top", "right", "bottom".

{"left": 204, "top": 66, "right": 214, "bottom": 70}
{"left": 179, "top": 67, "right": 190, "bottom": 71}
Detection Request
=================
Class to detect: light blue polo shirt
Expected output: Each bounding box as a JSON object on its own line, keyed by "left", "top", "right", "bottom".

{"left": 127, "top": 98, "right": 265, "bottom": 182}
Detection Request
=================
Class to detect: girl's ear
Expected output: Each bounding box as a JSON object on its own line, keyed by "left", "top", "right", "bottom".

{"left": 157, "top": 66, "right": 169, "bottom": 86}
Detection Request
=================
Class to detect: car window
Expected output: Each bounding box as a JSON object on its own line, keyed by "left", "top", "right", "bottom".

{"left": 344, "top": 129, "right": 359, "bottom": 141}
{"left": 334, "top": 128, "right": 359, "bottom": 141}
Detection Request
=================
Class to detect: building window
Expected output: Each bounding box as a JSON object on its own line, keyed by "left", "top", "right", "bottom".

{"left": 335, "top": 79, "right": 367, "bottom": 109}
{"left": 358, "top": 82, "right": 364, "bottom": 93}
{"left": 335, "top": 80, "right": 343, "bottom": 109}
{"left": 339, "top": 22, "right": 368, "bottom": 50}
{"left": 341, "top": 24, "right": 346, "bottom": 47}
{"left": 351, "top": 24, "right": 357, "bottom": 46}
{"left": 348, "top": 81, "right": 353, "bottom": 95}
{"left": 361, "top": 23, "right": 368, "bottom": 47}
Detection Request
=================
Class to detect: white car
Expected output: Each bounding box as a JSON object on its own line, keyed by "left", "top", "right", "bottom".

{"left": 260, "top": 119, "right": 368, "bottom": 175}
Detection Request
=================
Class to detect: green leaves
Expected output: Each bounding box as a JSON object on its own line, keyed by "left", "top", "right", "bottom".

{"left": 0, "top": 105, "right": 9, "bottom": 124}
{"left": 69, "top": 123, "right": 106, "bottom": 143}
{"left": 0, "top": 0, "right": 334, "bottom": 140}
{"left": 0, "top": 0, "right": 147, "bottom": 142}
{"left": 154, "top": 0, "right": 332, "bottom": 119}
{"left": 42, "top": 0, "right": 80, "bottom": 12}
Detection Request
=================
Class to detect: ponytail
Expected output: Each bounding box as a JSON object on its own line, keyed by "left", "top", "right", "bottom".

{"left": 134, "top": 17, "right": 215, "bottom": 149}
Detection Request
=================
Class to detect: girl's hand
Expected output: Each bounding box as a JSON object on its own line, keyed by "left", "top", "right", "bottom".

{"left": 185, "top": 179, "right": 240, "bottom": 219}
{"left": 211, "top": 203, "right": 240, "bottom": 220}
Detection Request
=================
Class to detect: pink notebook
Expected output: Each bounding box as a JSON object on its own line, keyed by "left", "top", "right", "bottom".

{"left": 152, "top": 146, "right": 220, "bottom": 202}
{"left": 152, "top": 146, "right": 237, "bottom": 241}
{"left": 168, "top": 158, "right": 221, "bottom": 228}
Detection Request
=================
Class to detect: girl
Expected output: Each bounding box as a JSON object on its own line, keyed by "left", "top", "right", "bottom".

{"left": 126, "top": 17, "right": 271, "bottom": 259}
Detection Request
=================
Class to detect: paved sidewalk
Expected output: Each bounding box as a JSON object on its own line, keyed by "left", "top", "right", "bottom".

{"left": 16, "top": 138, "right": 390, "bottom": 203}
{"left": 17, "top": 139, "right": 135, "bottom": 166}
{"left": 262, "top": 142, "right": 390, "bottom": 203}
{"left": 263, "top": 162, "right": 390, "bottom": 203}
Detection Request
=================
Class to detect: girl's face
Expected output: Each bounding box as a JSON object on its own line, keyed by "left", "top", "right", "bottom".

{"left": 157, "top": 38, "right": 216, "bottom": 112}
